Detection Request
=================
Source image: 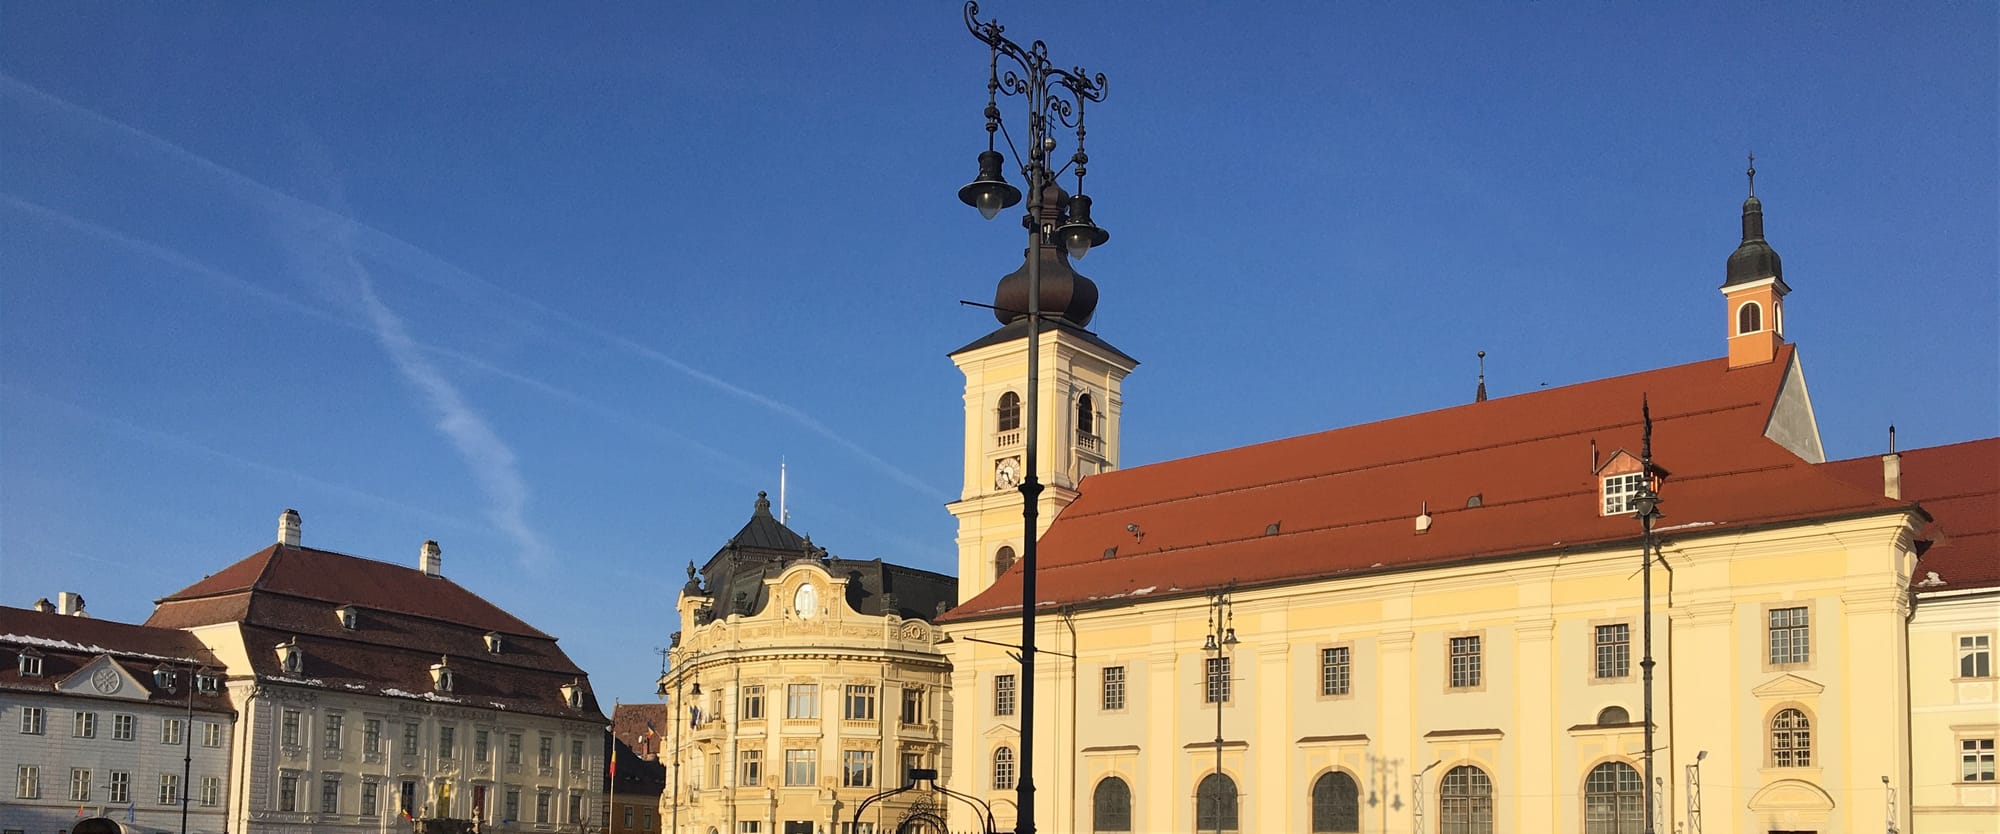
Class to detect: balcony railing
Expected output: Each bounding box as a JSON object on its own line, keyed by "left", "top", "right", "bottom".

{"left": 995, "top": 430, "right": 1022, "bottom": 448}
{"left": 1076, "top": 431, "right": 1099, "bottom": 454}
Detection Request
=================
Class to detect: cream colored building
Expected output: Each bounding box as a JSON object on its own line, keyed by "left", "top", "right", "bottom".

{"left": 939, "top": 182, "right": 1995, "bottom": 834}
{"left": 663, "top": 494, "right": 956, "bottom": 834}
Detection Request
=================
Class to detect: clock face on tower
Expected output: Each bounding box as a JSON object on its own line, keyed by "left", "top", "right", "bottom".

{"left": 793, "top": 583, "right": 819, "bottom": 619}
{"left": 995, "top": 457, "right": 1023, "bottom": 490}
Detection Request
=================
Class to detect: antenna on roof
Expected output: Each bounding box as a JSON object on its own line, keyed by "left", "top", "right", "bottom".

{"left": 1475, "top": 351, "right": 1488, "bottom": 403}
{"left": 780, "top": 457, "right": 790, "bottom": 525}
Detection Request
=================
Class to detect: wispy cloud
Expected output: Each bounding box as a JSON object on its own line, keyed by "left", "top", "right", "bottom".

{"left": 1, "top": 72, "right": 951, "bottom": 504}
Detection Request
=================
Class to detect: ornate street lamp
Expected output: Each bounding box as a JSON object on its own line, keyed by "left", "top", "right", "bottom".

{"left": 957, "top": 4, "right": 1110, "bottom": 833}
{"left": 151, "top": 665, "right": 201, "bottom": 834}
{"left": 656, "top": 648, "right": 700, "bottom": 834}
{"left": 956, "top": 3, "right": 1112, "bottom": 828}
{"left": 1199, "top": 588, "right": 1238, "bottom": 834}
{"left": 1631, "top": 397, "right": 1663, "bottom": 834}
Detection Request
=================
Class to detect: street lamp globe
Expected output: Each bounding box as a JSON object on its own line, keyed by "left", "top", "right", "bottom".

{"left": 960, "top": 150, "right": 1022, "bottom": 220}
{"left": 1055, "top": 193, "right": 1109, "bottom": 258}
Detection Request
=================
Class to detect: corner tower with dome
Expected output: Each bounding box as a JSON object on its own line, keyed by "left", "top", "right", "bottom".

{"left": 946, "top": 182, "right": 1140, "bottom": 600}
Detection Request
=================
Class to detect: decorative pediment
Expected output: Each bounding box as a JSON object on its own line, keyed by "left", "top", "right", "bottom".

{"left": 981, "top": 722, "right": 1019, "bottom": 740}
{"left": 1748, "top": 778, "right": 1835, "bottom": 812}
{"left": 56, "top": 656, "right": 151, "bottom": 701}
{"left": 1751, "top": 673, "right": 1825, "bottom": 699}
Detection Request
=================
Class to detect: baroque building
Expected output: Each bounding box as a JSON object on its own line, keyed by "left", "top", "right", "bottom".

{"left": 1, "top": 598, "right": 234, "bottom": 834}
{"left": 142, "top": 511, "right": 607, "bottom": 834}
{"left": 662, "top": 494, "right": 955, "bottom": 834}
{"left": 937, "top": 174, "right": 1998, "bottom": 834}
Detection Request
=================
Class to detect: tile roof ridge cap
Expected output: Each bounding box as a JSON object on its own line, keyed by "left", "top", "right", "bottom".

{"left": 252, "top": 588, "right": 550, "bottom": 639}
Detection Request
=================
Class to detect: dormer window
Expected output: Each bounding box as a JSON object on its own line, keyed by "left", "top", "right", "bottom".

{"left": 18, "top": 651, "right": 43, "bottom": 677}
{"left": 275, "top": 638, "right": 304, "bottom": 675}
{"left": 996, "top": 392, "right": 1021, "bottom": 432}
{"left": 560, "top": 681, "right": 585, "bottom": 710}
{"left": 1602, "top": 472, "right": 1648, "bottom": 515}
{"left": 336, "top": 605, "right": 359, "bottom": 630}
{"left": 195, "top": 673, "right": 220, "bottom": 694}
{"left": 484, "top": 632, "right": 505, "bottom": 654}
{"left": 430, "top": 658, "right": 453, "bottom": 693}
{"left": 1737, "top": 301, "right": 1763, "bottom": 335}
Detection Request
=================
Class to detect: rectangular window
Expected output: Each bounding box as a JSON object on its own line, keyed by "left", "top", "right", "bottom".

{"left": 281, "top": 709, "right": 301, "bottom": 747}
{"left": 320, "top": 777, "right": 339, "bottom": 813}
{"left": 113, "top": 714, "right": 134, "bottom": 740}
{"left": 203, "top": 722, "right": 223, "bottom": 748}
{"left": 364, "top": 719, "right": 382, "bottom": 754}
{"left": 1205, "top": 656, "right": 1231, "bottom": 704}
{"left": 16, "top": 766, "right": 38, "bottom": 799}
{"left": 70, "top": 768, "right": 91, "bottom": 802}
{"left": 1964, "top": 738, "right": 1997, "bottom": 783}
{"left": 278, "top": 773, "right": 297, "bottom": 811}
{"left": 838, "top": 824, "right": 876, "bottom": 834}
{"left": 20, "top": 707, "right": 44, "bottom": 734}
{"left": 741, "top": 749, "right": 762, "bottom": 786}
{"left": 1602, "top": 472, "right": 1647, "bottom": 515}
{"left": 538, "top": 736, "right": 554, "bottom": 768}
{"left": 323, "top": 713, "right": 343, "bottom": 750}
{"left": 900, "top": 687, "right": 925, "bottom": 725}
{"left": 624, "top": 807, "right": 635, "bottom": 827}
{"left": 1960, "top": 634, "right": 1994, "bottom": 679}
{"left": 707, "top": 751, "right": 721, "bottom": 789}
{"left": 742, "top": 685, "right": 765, "bottom": 720}
{"left": 787, "top": 684, "right": 820, "bottom": 719}
{"left": 162, "top": 718, "right": 184, "bottom": 745}
{"left": 535, "top": 791, "right": 551, "bottom": 824}
{"left": 1321, "top": 646, "right": 1352, "bottom": 696}
{"left": 439, "top": 726, "right": 457, "bottom": 760}
{"left": 901, "top": 751, "right": 923, "bottom": 785}
{"left": 844, "top": 685, "right": 877, "bottom": 721}
{"left": 201, "top": 776, "right": 220, "bottom": 807}
{"left": 784, "top": 749, "right": 817, "bottom": 786}
{"left": 18, "top": 653, "right": 42, "bottom": 676}
{"left": 569, "top": 793, "right": 583, "bottom": 824}
{"left": 108, "top": 771, "right": 130, "bottom": 804}
{"left": 571, "top": 738, "right": 585, "bottom": 770}
{"left": 1449, "top": 635, "right": 1482, "bottom": 689}
{"left": 159, "top": 773, "right": 180, "bottom": 806}
{"left": 475, "top": 729, "right": 490, "bottom": 762}
{"left": 1101, "top": 665, "right": 1126, "bottom": 711}
{"left": 361, "top": 781, "right": 379, "bottom": 816}
{"left": 507, "top": 733, "right": 522, "bottom": 764}
{"left": 1768, "top": 606, "right": 1810, "bottom": 665}
{"left": 739, "top": 823, "right": 762, "bottom": 834}
{"left": 504, "top": 789, "right": 520, "bottom": 823}
{"left": 403, "top": 722, "right": 420, "bottom": 756}
{"left": 993, "top": 674, "right": 1016, "bottom": 716}
{"left": 399, "top": 781, "right": 416, "bottom": 819}
{"left": 842, "top": 750, "right": 875, "bottom": 788}
{"left": 1595, "top": 624, "right": 1631, "bottom": 679}
{"left": 73, "top": 711, "right": 96, "bottom": 738}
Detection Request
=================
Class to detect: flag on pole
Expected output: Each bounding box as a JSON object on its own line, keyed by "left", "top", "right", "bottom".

{"left": 688, "top": 705, "right": 699, "bottom": 728}
{"left": 610, "top": 744, "right": 618, "bottom": 779}
{"left": 126, "top": 802, "right": 135, "bottom": 823}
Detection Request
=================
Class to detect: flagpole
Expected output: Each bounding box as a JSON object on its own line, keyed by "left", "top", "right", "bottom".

{"left": 608, "top": 699, "right": 618, "bottom": 834}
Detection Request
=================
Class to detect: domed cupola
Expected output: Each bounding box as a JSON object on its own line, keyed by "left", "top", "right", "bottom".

{"left": 1721, "top": 155, "right": 1793, "bottom": 369}
{"left": 1724, "top": 162, "right": 1785, "bottom": 288}
{"left": 991, "top": 182, "right": 1100, "bottom": 327}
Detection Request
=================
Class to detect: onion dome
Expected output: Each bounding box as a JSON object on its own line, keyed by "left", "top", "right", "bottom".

{"left": 992, "top": 182, "right": 1100, "bottom": 327}
{"left": 1724, "top": 159, "right": 1785, "bottom": 288}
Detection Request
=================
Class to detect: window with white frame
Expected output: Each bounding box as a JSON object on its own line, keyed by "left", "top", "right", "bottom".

{"left": 787, "top": 684, "right": 820, "bottom": 719}
{"left": 281, "top": 709, "right": 301, "bottom": 747}
{"left": 1438, "top": 765, "right": 1493, "bottom": 834}
{"left": 842, "top": 750, "right": 875, "bottom": 788}
{"left": 108, "top": 771, "right": 130, "bottom": 804}
{"left": 1960, "top": 634, "right": 1993, "bottom": 679}
{"left": 364, "top": 719, "right": 382, "bottom": 754}
{"left": 738, "top": 823, "right": 762, "bottom": 834}
{"left": 113, "top": 714, "right": 134, "bottom": 740}
{"left": 205, "top": 721, "right": 223, "bottom": 748}
{"left": 1449, "top": 635, "right": 1482, "bottom": 689}
{"left": 20, "top": 707, "right": 44, "bottom": 735}
{"left": 784, "top": 749, "right": 816, "bottom": 786}
{"left": 994, "top": 674, "right": 1016, "bottom": 716}
{"left": 844, "top": 685, "right": 877, "bottom": 721}
{"left": 900, "top": 686, "right": 925, "bottom": 724}
{"left": 992, "top": 746, "right": 1015, "bottom": 790}
{"left": 69, "top": 768, "right": 91, "bottom": 802}
{"left": 1321, "top": 647, "right": 1351, "bottom": 696}
{"left": 278, "top": 773, "right": 298, "bottom": 811}
{"left": 1602, "top": 472, "right": 1647, "bottom": 515}
{"left": 1962, "top": 738, "right": 1996, "bottom": 783}
{"left": 1770, "top": 708, "right": 1811, "bottom": 767}
{"left": 158, "top": 773, "right": 180, "bottom": 805}
{"left": 1768, "top": 607, "right": 1810, "bottom": 665}
{"left": 16, "top": 766, "right": 38, "bottom": 799}
{"left": 740, "top": 749, "right": 761, "bottom": 786}
{"left": 1101, "top": 665, "right": 1126, "bottom": 711}
{"left": 1582, "top": 761, "right": 1642, "bottom": 834}
{"left": 320, "top": 777, "right": 339, "bottom": 813}
{"left": 201, "top": 776, "right": 221, "bottom": 807}
{"left": 162, "top": 717, "right": 184, "bottom": 745}
{"left": 742, "top": 685, "right": 765, "bottom": 720}
{"left": 1205, "top": 656, "right": 1231, "bottom": 704}
{"left": 323, "top": 713, "right": 343, "bottom": 750}
{"left": 73, "top": 711, "right": 96, "bottom": 738}
{"left": 1595, "top": 624, "right": 1631, "bottom": 679}
{"left": 17, "top": 652, "right": 42, "bottom": 677}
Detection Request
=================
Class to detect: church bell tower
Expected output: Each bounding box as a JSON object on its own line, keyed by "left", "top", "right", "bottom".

{"left": 1723, "top": 155, "right": 1791, "bottom": 369}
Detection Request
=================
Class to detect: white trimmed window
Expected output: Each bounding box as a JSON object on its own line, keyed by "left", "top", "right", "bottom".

{"left": 1768, "top": 607, "right": 1810, "bottom": 665}
{"left": 1770, "top": 708, "right": 1811, "bottom": 767}
{"left": 158, "top": 773, "right": 180, "bottom": 805}
{"left": 1602, "top": 472, "right": 1647, "bottom": 515}
{"left": 992, "top": 747, "right": 1015, "bottom": 790}
{"left": 1205, "top": 656, "right": 1231, "bottom": 704}
{"left": 1102, "top": 665, "right": 1126, "bottom": 711}
{"left": 162, "top": 718, "right": 184, "bottom": 745}
{"left": 201, "top": 777, "right": 221, "bottom": 807}
{"left": 73, "top": 712, "right": 96, "bottom": 738}
{"left": 108, "top": 771, "right": 130, "bottom": 803}
{"left": 1320, "top": 647, "right": 1351, "bottom": 696}
{"left": 784, "top": 749, "right": 816, "bottom": 786}
{"left": 993, "top": 674, "right": 1016, "bottom": 716}
{"left": 1960, "top": 634, "right": 1993, "bottom": 679}
{"left": 1449, "top": 636, "right": 1483, "bottom": 689}
{"left": 1595, "top": 624, "right": 1631, "bottom": 679}
{"left": 113, "top": 714, "right": 134, "bottom": 740}
{"left": 20, "top": 707, "right": 44, "bottom": 735}
{"left": 787, "top": 684, "right": 820, "bottom": 719}
{"left": 16, "top": 766, "right": 39, "bottom": 799}
{"left": 742, "top": 685, "right": 765, "bottom": 720}
{"left": 1963, "top": 738, "right": 1996, "bottom": 783}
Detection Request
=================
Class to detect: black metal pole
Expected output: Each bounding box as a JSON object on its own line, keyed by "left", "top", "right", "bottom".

{"left": 1211, "top": 597, "right": 1222, "bottom": 834}
{"left": 180, "top": 668, "right": 194, "bottom": 834}
{"left": 1017, "top": 126, "right": 1044, "bottom": 834}
{"left": 669, "top": 683, "right": 680, "bottom": 834}
{"left": 1636, "top": 397, "right": 1660, "bottom": 834}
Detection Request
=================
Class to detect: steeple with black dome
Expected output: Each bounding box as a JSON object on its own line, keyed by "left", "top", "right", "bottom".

{"left": 1722, "top": 154, "right": 1793, "bottom": 369}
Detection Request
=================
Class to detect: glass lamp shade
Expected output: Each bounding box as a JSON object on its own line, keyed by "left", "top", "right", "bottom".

{"left": 1202, "top": 634, "right": 1218, "bottom": 652}
{"left": 1056, "top": 193, "right": 1110, "bottom": 258}
{"left": 959, "top": 150, "right": 1021, "bottom": 220}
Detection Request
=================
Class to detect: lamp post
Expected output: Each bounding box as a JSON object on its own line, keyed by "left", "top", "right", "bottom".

{"left": 151, "top": 664, "right": 200, "bottom": 834}
{"left": 1631, "top": 397, "right": 1663, "bottom": 834}
{"left": 956, "top": 4, "right": 1110, "bottom": 834}
{"left": 1365, "top": 753, "right": 1402, "bottom": 834}
{"left": 657, "top": 651, "right": 700, "bottom": 834}
{"left": 1198, "top": 588, "right": 1238, "bottom": 834}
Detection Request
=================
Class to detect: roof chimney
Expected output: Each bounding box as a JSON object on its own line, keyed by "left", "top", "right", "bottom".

{"left": 420, "top": 540, "right": 443, "bottom": 577}
{"left": 56, "top": 592, "right": 86, "bottom": 617}
{"left": 1882, "top": 425, "right": 1902, "bottom": 500}
{"left": 32, "top": 598, "right": 54, "bottom": 614}
{"left": 279, "top": 508, "right": 301, "bottom": 547}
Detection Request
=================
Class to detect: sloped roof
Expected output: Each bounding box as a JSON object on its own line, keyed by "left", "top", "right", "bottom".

{"left": 611, "top": 703, "right": 669, "bottom": 762}
{"left": 145, "top": 543, "right": 599, "bottom": 720}
{"left": 0, "top": 606, "right": 232, "bottom": 714}
{"left": 694, "top": 494, "right": 956, "bottom": 621}
{"left": 942, "top": 345, "right": 1908, "bottom": 622}
{"left": 1822, "top": 438, "right": 2000, "bottom": 592}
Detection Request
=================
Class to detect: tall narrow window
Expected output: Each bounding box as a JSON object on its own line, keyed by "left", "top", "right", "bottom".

{"left": 361, "top": 781, "right": 380, "bottom": 817}
{"left": 320, "top": 777, "right": 339, "bottom": 814}
{"left": 1194, "top": 773, "right": 1238, "bottom": 832}
{"left": 70, "top": 768, "right": 92, "bottom": 802}
{"left": 1963, "top": 738, "right": 1996, "bottom": 782}
{"left": 742, "top": 685, "right": 765, "bottom": 720}
{"left": 1583, "top": 761, "right": 1643, "bottom": 834}
{"left": 900, "top": 687, "right": 925, "bottom": 725}
{"left": 1091, "top": 776, "right": 1131, "bottom": 832}
{"left": 1205, "top": 656, "right": 1231, "bottom": 704}
{"left": 108, "top": 771, "right": 130, "bottom": 804}
{"left": 158, "top": 774, "right": 179, "bottom": 806}
{"left": 1768, "top": 607, "right": 1810, "bottom": 665}
{"left": 1309, "top": 771, "right": 1359, "bottom": 832}
{"left": 1320, "top": 647, "right": 1351, "bottom": 696}
{"left": 1076, "top": 393, "right": 1095, "bottom": 436}
{"left": 843, "top": 685, "right": 877, "bottom": 721}
{"left": 1770, "top": 708, "right": 1811, "bottom": 767}
{"left": 73, "top": 712, "right": 96, "bottom": 738}
{"left": 991, "top": 747, "right": 1015, "bottom": 791}
{"left": 787, "top": 684, "right": 820, "bottom": 719}
{"left": 1101, "top": 666, "right": 1126, "bottom": 711}
{"left": 1738, "top": 301, "right": 1762, "bottom": 334}
{"left": 740, "top": 749, "right": 762, "bottom": 786}
{"left": 1449, "top": 635, "right": 1482, "bottom": 689}
{"left": 997, "top": 392, "right": 1021, "bottom": 432}
{"left": 1960, "top": 634, "right": 1993, "bottom": 679}
{"left": 324, "top": 714, "right": 343, "bottom": 750}
{"left": 993, "top": 674, "right": 1016, "bottom": 716}
{"left": 994, "top": 546, "right": 1017, "bottom": 575}
{"left": 15, "top": 766, "right": 39, "bottom": 799}
{"left": 1439, "top": 765, "right": 1493, "bottom": 834}
{"left": 1595, "top": 624, "right": 1631, "bottom": 679}
{"left": 281, "top": 709, "right": 300, "bottom": 747}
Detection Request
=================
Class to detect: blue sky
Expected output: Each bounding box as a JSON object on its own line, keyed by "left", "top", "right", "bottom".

{"left": 3, "top": 2, "right": 1993, "bottom": 706}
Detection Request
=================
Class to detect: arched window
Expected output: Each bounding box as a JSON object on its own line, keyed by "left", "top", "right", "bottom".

{"left": 1077, "top": 392, "right": 1095, "bottom": 436}
{"left": 1195, "top": 772, "right": 1238, "bottom": 832}
{"left": 1771, "top": 707, "right": 1812, "bottom": 767}
{"left": 1439, "top": 765, "right": 1493, "bottom": 834}
{"left": 1583, "top": 761, "right": 1643, "bottom": 834}
{"left": 994, "top": 546, "right": 1017, "bottom": 575}
{"left": 997, "top": 392, "right": 1021, "bottom": 432}
{"left": 1597, "top": 706, "right": 1629, "bottom": 725}
{"left": 1091, "top": 776, "right": 1131, "bottom": 832}
{"left": 1310, "top": 771, "right": 1360, "bottom": 832}
{"left": 992, "top": 747, "right": 1015, "bottom": 790}
{"left": 1738, "top": 301, "right": 1762, "bottom": 335}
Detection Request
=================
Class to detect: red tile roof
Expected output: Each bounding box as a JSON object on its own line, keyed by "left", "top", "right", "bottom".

{"left": 1822, "top": 438, "right": 2000, "bottom": 592}
{"left": 0, "top": 606, "right": 233, "bottom": 715}
{"left": 942, "top": 346, "right": 1911, "bottom": 622}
